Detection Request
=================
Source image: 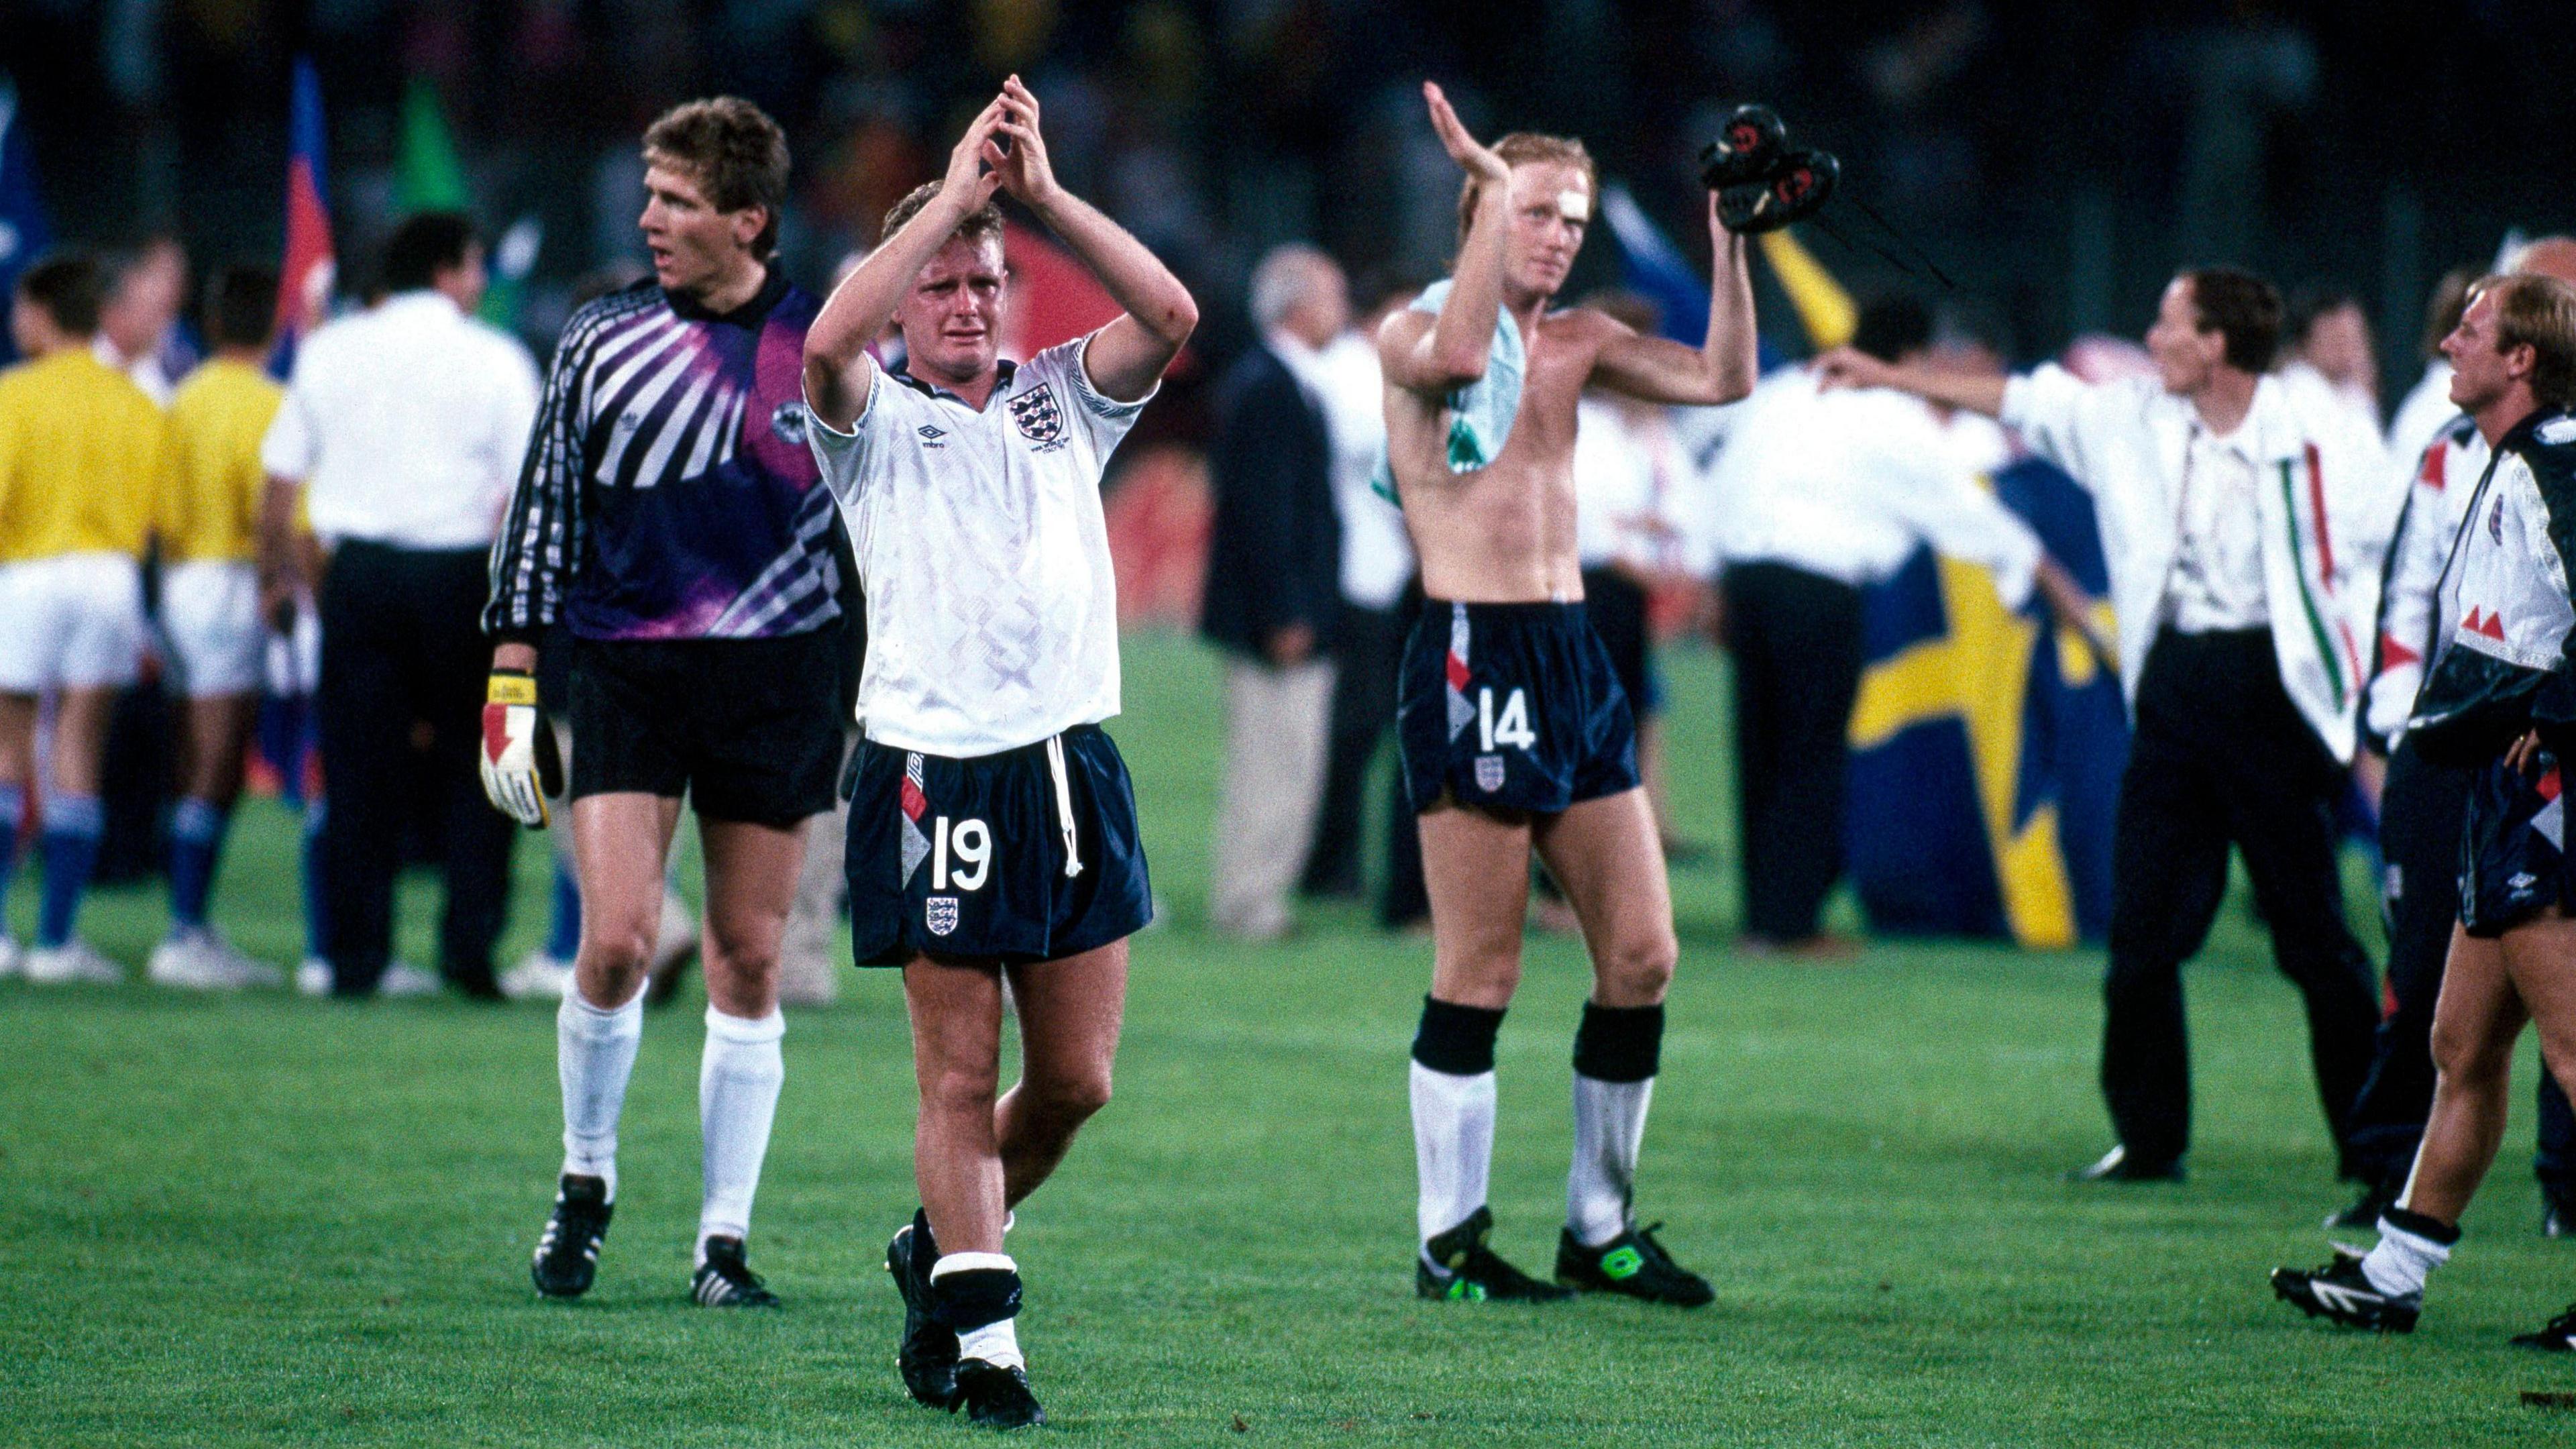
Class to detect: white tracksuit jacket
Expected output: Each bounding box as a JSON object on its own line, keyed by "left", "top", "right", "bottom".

{"left": 1999, "top": 364, "right": 2391, "bottom": 763}
{"left": 2365, "top": 413, "right": 2486, "bottom": 746}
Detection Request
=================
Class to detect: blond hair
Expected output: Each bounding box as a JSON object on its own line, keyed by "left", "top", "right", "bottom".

{"left": 642, "top": 97, "right": 790, "bottom": 258}
{"left": 2471, "top": 272, "right": 2576, "bottom": 410}
{"left": 880, "top": 180, "right": 1006, "bottom": 251}
{"left": 1455, "top": 133, "right": 1597, "bottom": 245}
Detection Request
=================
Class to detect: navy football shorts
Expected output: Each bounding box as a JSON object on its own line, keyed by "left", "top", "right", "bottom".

{"left": 2460, "top": 749, "right": 2574, "bottom": 938}
{"left": 843, "top": 724, "right": 1152, "bottom": 967}
{"left": 1396, "top": 599, "right": 1640, "bottom": 817}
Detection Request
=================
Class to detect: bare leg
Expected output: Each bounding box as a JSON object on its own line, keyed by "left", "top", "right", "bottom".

{"left": 1533, "top": 787, "right": 1678, "bottom": 1008}
{"left": 570, "top": 793, "right": 683, "bottom": 1006}
{"left": 1421, "top": 802, "right": 1533, "bottom": 1008}
{"left": 47, "top": 686, "right": 117, "bottom": 796}
{"left": 182, "top": 694, "right": 259, "bottom": 806}
{"left": 2501, "top": 912, "right": 2576, "bottom": 1131}
{"left": 698, "top": 816, "right": 807, "bottom": 1017}
{"left": 906, "top": 955, "right": 1010, "bottom": 1254}
{"left": 2402, "top": 926, "right": 2528, "bottom": 1223}
{"left": 998, "top": 941, "right": 1128, "bottom": 1208}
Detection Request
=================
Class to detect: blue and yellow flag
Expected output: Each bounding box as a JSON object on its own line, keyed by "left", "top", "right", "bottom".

{"left": 1843, "top": 458, "right": 2127, "bottom": 947}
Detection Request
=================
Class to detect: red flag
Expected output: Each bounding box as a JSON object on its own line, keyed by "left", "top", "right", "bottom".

{"left": 272, "top": 57, "right": 335, "bottom": 374}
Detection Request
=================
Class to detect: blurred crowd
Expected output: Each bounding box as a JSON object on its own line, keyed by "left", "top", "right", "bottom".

{"left": 17, "top": 0, "right": 2576, "bottom": 393}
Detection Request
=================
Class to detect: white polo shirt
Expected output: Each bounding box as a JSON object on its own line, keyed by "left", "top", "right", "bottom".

{"left": 808, "top": 333, "right": 1151, "bottom": 758}
{"left": 261, "top": 291, "right": 541, "bottom": 550}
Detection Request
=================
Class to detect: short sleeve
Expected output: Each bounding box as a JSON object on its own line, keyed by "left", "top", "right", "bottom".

{"left": 805, "top": 358, "right": 900, "bottom": 506}
{"left": 1061, "top": 331, "right": 1156, "bottom": 454}
{"left": 261, "top": 358, "right": 321, "bottom": 482}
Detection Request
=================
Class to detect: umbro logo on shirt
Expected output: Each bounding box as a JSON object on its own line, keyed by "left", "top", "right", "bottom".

{"left": 917, "top": 424, "right": 947, "bottom": 449}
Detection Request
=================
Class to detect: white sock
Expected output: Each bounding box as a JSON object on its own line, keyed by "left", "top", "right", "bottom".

{"left": 697, "top": 1006, "right": 786, "bottom": 1263}
{"left": 557, "top": 984, "right": 646, "bottom": 1201}
{"left": 1568, "top": 1074, "right": 1654, "bottom": 1247}
{"left": 1410, "top": 1060, "right": 1496, "bottom": 1255}
{"left": 2361, "top": 1215, "right": 2453, "bottom": 1297}
{"left": 933, "top": 1252, "right": 1026, "bottom": 1371}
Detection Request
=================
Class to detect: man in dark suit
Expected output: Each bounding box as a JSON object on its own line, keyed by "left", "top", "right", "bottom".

{"left": 1201, "top": 245, "right": 1348, "bottom": 938}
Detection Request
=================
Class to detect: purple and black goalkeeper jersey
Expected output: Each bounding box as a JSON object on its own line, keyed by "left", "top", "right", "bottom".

{"left": 484, "top": 272, "right": 842, "bottom": 642}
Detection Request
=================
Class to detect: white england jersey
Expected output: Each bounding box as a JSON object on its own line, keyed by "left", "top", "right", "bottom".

{"left": 808, "top": 333, "right": 1151, "bottom": 757}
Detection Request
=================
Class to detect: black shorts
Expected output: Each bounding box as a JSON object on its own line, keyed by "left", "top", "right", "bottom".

{"left": 566, "top": 631, "right": 845, "bottom": 826}
{"left": 843, "top": 724, "right": 1152, "bottom": 967}
{"left": 2460, "top": 750, "right": 2575, "bottom": 937}
{"left": 1397, "top": 599, "right": 1640, "bottom": 816}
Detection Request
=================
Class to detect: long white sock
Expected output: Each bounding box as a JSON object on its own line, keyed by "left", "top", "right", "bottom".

{"left": 698, "top": 1006, "right": 786, "bottom": 1263}
{"left": 2361, "top": 1212, "right": 2455, "bottom": 1297}
{"left": 1410, "top": 1061, "right": 1496, "bottom": 1250}
{"left": 557, "top": 985, "right": 645, "bottom": 1200}
{"left": 1568, "top": 1075, "right": 1654, "bottom": 1247}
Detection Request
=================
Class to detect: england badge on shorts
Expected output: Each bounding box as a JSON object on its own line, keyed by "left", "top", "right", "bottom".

{"left": 1474, "top": 753, "right": 1506, "bottom": 793}
{"left": 927, "top": 896, "right": 960, "bottom": 936}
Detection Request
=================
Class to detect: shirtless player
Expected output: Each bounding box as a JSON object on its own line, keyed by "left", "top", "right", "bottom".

{"left": 1384, "top": 83, "right": 1758, "bottom": 1304}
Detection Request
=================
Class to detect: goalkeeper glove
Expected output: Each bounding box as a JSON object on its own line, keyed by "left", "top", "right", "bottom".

{"left": 480, "top": 669, "right": 562, "bottom": 827}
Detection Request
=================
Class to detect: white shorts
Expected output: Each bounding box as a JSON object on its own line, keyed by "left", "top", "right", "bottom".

{"left": 0, "top": 552, "right": 146, "bottom": 693}
{"left": 161, "top": 559, "right": 265, "bottom": 698}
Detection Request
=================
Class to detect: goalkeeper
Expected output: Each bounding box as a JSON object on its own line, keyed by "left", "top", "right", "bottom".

{"left": 480, "top": 97, "right": 847, "bottom": 1309}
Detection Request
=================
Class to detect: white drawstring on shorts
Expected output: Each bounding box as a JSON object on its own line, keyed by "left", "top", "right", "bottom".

{"left": 1044, "top": 735, "right": 1083, "bottom": 879}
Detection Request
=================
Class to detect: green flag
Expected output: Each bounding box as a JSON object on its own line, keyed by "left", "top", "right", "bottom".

{"left": 394, "top": 78, "right": 469, "bottom": 215}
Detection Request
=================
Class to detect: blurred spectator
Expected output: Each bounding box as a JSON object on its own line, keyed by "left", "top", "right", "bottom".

{"left": 1301, "top": 274, "right": 1417, "bottom": 906}
{"left": 0, "top": 249, "right": 165, "bottom": 983}
{"left": 148, "top": 264, "right": 286, "bottom": 989}
{"left": 2280, "top": 284, "right": 2380, "bottom": 440}
{"left": 2386, "top": 266, "right": 2481, "bottom": 475}
{"left": 1201, "top": 243, "right": 1345, "bottom": 940}
{"left": 95, "top": 236, "right": 193, "bottom": 407}
{"left": 1571, "top": 290, "right": 1709, "bottom": 848}
{"left": 260, "top": 212, "right": 539, "bottom": 999}
{"left": 1709, "top": 294, "right": 2074, "bottom": 955}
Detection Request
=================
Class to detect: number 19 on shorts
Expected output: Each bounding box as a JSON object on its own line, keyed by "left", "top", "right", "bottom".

{"left": 1477, "top": 687, "right": 1536, "bottom": 753}
{"left": 932, "top": 816, "right": 991, "bottom": 891}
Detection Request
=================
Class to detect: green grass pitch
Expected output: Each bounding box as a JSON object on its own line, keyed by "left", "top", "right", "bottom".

{"left": 5, "top": 632, "right": 2575, "bottom": 1446}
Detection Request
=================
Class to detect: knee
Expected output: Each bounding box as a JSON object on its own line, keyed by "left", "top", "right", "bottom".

{"left": 578, "top": 913, "right": 658, "bottom": 983}
{"left": 1599, "top": 928, "right": 1677, "bottom": 1004}
{"left": 1026, "top": 1066, "right": 1114, "bottom": 1123}
{"left": 2430, "top": 1019, "right": 2514, "bottom": 1089}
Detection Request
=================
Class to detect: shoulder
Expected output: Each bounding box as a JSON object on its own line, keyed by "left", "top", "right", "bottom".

{"left": 2510, "top": 411, "right": 2576, "bottom": 497}
{"left": 553, "top": 282, "right": 663, "bottom": 359}
{"left": 770, "top": 281, "right": 823, "bottom": 331}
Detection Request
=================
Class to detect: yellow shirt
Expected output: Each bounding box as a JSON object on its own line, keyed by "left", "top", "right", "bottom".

{"left": 0, "top": 347, "right": 167, "bottom": 562}
{"left": 160, "top": 358, "right": 286, "bottom": 564}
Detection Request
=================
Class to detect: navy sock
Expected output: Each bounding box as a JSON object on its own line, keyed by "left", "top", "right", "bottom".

{"left": 301, "top": 799, "right": 329, "bottom": 961}
{"left": 0, "top": 782, "right": 23, "bottom": 920}
{"left": 36, "top": 794, "right": 105, "bottom": 949}
{"left": 168, "top": 796, "right": 227, "bottom": 931}
{"left": 545, "top": 855, "right": 582, "bottom": 962}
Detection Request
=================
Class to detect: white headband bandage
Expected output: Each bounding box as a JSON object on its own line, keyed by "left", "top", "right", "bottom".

{"left": 1557, "top": 188, "right": 1591, "bottom": 223}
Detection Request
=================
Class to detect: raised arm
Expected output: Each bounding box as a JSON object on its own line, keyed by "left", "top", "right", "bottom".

{"left": 802, "top": 96, "right": 1008, "bottom": 431}
{"left": 1591, "top": 197, "right": 1758, "bottom": 406}
{"left": 985, "top": 76, "right": 1196, "bottom": 402}
{"left": 1814, "top": 345, "right": 2008, "bottom": 418}
{"left": 1379, "top": 82, "right": 1513, "bottom": 397}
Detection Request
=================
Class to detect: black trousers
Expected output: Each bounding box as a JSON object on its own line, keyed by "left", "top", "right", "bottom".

{"left": 1724, "top": 561, "right": 1864, "bottom": 943}
{"left": 2102, "top": 627, "right": 2379, "bottom": 1171}
{"left": 2345, "top": 737, "right": 2576, "bottom": 1194}
{"left": 317, "top": 541, "right": 516, "bottom": 996}
{"left": 1301, "top": 598, "right": 1407, "bottom": 900}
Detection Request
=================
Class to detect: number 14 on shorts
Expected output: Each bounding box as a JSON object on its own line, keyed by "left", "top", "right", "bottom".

{"left": 1478, "top": 688, "right": 1536, "bottom": 752}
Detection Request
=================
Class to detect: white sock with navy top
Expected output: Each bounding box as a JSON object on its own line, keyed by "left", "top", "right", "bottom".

{"left": 1568, "top": 1002, "right": 1664, "bottom": 1248}
{"left": 1411, "top": 996, "right": 1505, "bottom": 1260}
